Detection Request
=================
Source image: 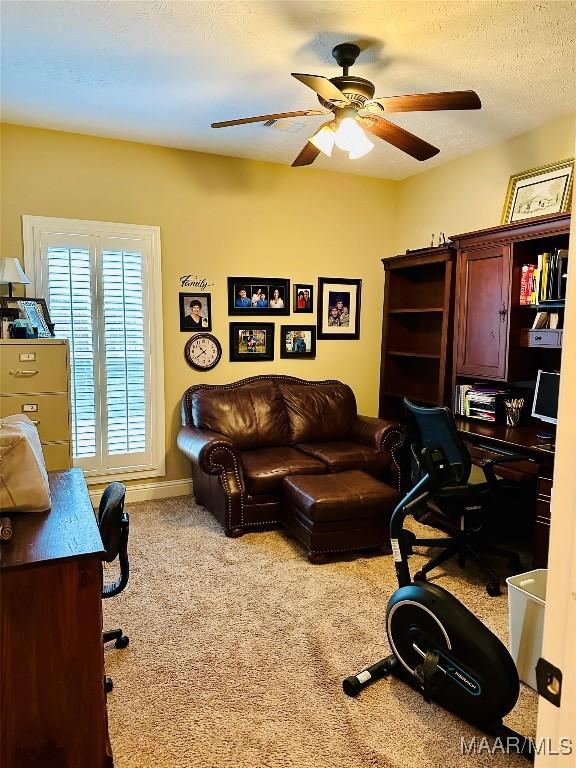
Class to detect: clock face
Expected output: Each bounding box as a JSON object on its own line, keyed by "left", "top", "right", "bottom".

{"left": 184, "top": 334, "right": 222, "bottom": 371}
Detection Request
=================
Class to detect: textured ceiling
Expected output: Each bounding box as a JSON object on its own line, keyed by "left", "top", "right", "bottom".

{"left": 1, "top": 1, "right": 575, "bottom": 180}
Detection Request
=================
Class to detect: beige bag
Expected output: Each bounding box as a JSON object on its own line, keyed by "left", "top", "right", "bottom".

{"left": 0, "top": 414, "right": 51, "bottom": 513}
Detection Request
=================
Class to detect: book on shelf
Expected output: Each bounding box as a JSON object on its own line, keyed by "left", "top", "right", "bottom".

{"left": 531, "top": 311, "right": 549, "bottom": 329}
{"left": 454, "top": 383, "right": 472, "bottom": 415}
{"left": 520, "top": 264, "right": 534, "bottom": 305}
{"left": 537, "top": 248, "right": 568, "bottom": 304}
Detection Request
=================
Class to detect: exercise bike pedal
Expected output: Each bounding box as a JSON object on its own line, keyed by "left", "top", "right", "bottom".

{"left": 486, "top": 581, "right": 502, "bottom": 597}
{"left": 413, "top": 571, "right": 427, "bottom": 583}
{"left": 343, "top": 655, "right": 396, "bottom": 697}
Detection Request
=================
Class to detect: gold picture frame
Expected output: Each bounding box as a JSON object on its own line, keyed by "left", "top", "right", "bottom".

{"left": 501, "top": 158, "right": 574, "bottom": 224}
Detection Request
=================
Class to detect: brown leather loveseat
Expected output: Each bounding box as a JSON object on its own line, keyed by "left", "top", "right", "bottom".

{"left": 177, "top": 375, "right": 406, "bottom": 538}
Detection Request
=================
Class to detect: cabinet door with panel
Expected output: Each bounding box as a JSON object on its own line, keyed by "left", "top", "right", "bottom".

{"left": 455, "top": 245, "right": 511, "bottom": 380}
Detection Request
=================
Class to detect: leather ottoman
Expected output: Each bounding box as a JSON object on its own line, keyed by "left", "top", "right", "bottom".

{"left": 282, "top": 470, "right": 400, "bottom": 563}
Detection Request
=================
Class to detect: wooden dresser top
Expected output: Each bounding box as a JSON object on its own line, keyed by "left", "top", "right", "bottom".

{"left": 0, "top": 468, "right": 104, "bottom": 570}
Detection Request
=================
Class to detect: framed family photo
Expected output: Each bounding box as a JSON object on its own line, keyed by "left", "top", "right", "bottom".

{"left": 293, "top": 284, "right": 313, "bottom": 313}
{"left": 280, "top": 325, "right": 316, "bottom": 359}
{"left": 502, "top": 158, "right": 574, "bottom": 224}
{"left": 227, "top": 277, "right": 290, "bottom": 316}
{"left": 317, "top": 277, "right": 361, "bottom": 340}
{"left": 229, "top": 323, "right": 274, "bottom": 362}
{"left": 179, "top": 292, "right": 212, "bottom": 332}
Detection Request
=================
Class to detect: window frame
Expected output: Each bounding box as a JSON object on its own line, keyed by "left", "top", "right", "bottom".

{"left": 23, "top": 215, "right": 165, "bottom": 484}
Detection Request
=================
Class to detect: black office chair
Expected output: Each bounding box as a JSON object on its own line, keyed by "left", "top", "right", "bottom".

{"left": 98, "top": 482, "right": 130, "bottom": 648}
{"left": 403, "top": 399, "right": 530, "bottom": 596}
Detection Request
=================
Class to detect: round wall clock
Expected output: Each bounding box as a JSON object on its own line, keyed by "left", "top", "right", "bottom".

{"left": 184, "top": 333, "right": 222, "bottom": 371}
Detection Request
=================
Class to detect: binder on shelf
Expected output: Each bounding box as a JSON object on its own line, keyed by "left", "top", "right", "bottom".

{"left": 454, "top": 384, "right": 509, "bottom": 423}
{"left": 537, "top": 247, "right": 568, "bottom": 304}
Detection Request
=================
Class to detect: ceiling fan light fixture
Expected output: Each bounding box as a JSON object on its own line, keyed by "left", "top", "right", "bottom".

{"left": 333, "top": 116, "right": 374, "bottom": 158}
{"left": 309, "top": 123, "right": 336, "bottom": 157}
{"left": 348, "top": 132, "right": 375, "bottom": 159}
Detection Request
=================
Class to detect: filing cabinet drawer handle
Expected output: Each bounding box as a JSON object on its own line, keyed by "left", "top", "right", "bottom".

{"left": 9, "top": 369, "right": 39, "bottom": 377}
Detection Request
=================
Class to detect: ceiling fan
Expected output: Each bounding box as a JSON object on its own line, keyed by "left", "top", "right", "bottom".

{"left": 211, "top": 42, "right": 481, "bottom": 167}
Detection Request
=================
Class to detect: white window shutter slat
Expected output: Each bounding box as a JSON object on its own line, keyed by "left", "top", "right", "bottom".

{"left": 47, "top": 247, "right": 97, "bottom": 459}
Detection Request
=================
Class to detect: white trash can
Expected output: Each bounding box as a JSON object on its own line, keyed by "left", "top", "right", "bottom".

{"left": 506, "top": 569, "right": 547, "bottom": 690}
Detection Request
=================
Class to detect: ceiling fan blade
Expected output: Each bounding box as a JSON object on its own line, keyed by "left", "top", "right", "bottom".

{"left": 211, "top": 109, "right": 326, "bottom": 128}
{"left": 292, "top": 141, "right": 321, "bottom": 167}
{"left": 365, "top": 90, "right": 482, "bottom": 113}
{"left": 360, "top": 115, "right": 440, "bottom": 161}
{"left": 291, "top": 73, "right": 350, "bottom": 105}
{"left": 291, "top": 119, "right": 336, "bottom": 167}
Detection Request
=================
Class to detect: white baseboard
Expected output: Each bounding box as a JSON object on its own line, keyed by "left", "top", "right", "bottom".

{"left": 89, "top": 477, "right": 193, "bottom": 505}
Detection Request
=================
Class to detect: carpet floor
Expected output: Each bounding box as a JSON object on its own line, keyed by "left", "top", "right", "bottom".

{"left": 103, "top": 495, "right": 537, "bottom": 768}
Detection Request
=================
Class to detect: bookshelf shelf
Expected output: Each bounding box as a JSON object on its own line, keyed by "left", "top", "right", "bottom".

{"left": 382, "top": 390, "right": 439, "bottom": 406}
{"left": 535, "top": 301, "right": 566, "bottom": 310}
{"left": 388, "top": 307, "right": 444, "bottom": 314}
{"left": 387, "top": 350, "right": 441, "bottom": 359}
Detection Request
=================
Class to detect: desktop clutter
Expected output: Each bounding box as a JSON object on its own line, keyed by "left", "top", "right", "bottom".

{"left": 454, "top": 369, "right": 559, "bottom": 442}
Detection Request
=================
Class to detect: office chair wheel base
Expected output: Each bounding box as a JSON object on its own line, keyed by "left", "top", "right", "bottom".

{"left": 115, "top": 634, "right": 129, "bottom": 649}
{"left": 414, "top": 571, "right": 426, "bottom": 583}
{"left": 105, "top": 676, "right": 114, "bottom": 693}
{"left": 486, "top": 581, "right": 502, "bottom": 597}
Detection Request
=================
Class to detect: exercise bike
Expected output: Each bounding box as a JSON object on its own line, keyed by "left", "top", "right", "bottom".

{"left": 343, "top": 446, "right": 533, "bottom": 760}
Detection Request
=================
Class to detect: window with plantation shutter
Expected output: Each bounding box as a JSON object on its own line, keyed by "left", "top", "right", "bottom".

{"left": 23, "top": 217, "right": 165, "bottom": 482}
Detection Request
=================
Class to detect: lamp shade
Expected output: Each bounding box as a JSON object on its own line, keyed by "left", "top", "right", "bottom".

{"left": 0, "top": 258, "right": 31, "bottom": 286}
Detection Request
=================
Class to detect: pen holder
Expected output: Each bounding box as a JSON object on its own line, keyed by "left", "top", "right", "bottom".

{"left": 504, "top": 399, "right": 524, "bottom": 427}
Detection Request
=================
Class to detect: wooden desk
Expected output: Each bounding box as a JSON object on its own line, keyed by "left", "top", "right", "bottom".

{"left": 455, "top": 418, "right": 554, "bottom": 567}
{"left": 0, "top": 469, "right": 113, "bottom": 768}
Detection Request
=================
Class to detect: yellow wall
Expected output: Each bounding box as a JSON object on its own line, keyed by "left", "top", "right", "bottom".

{"left": 0, "top": 123, "right": 398, "bottom": 483}
{"left": 395, "top": 113, "right": 576, "bottom": 252}
{"left": 2, "top": 116, "right": 574, "bottom": 486}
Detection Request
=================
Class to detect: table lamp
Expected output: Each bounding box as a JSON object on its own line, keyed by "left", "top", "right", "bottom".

{"left": 0, "top": 258, "right": 31, "bottom": 298}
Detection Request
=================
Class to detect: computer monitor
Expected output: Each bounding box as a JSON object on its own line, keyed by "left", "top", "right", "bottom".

{"left": 531, "top": 370, "right": 560, "bottom": 425}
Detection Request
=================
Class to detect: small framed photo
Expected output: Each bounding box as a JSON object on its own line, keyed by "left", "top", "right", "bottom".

{"left": 317, "top": 277, "right": 362, "bottom": 340}
{"left": 0, "top": 306, "right": 19, "bottom": 339}
{"left": 179, "top": 292, "right": 212, "bottom": 332}
{"left": 229, "top": 323, "right": 274, "bottom": 362}
{"left": 228, "top": 277, "right": 290, "bottom": 316}
{"left": 502, "top": 158, "right": 574, "bottom": 224}
{"left": 0, "top": 297, "right": 54, "bottom": 337}
{"left": 293, "top": 284, "right": 314, "bottom": 313}
{"left": 280, "top": 325, "right": 316, "bottom": 359}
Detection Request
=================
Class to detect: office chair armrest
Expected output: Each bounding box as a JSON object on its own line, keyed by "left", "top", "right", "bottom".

{"left": 177, "top": 426, "right": 242, "bottom": 479}
{"left": 480, "top": 453, "right": 531, "bottom": 485}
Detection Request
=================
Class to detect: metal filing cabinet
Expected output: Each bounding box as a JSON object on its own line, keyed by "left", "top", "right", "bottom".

{"left": 0, "top": 338, "right": 72, "bottom": 470}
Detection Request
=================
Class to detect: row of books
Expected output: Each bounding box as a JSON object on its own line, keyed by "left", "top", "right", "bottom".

{"left": 454, "top": 384, "right": 509, "bottom": 422}
{"left": 519, "top": 248, "right": 569, "bottom": 305}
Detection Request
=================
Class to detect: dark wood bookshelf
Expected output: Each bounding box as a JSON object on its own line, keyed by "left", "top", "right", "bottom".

{"left": 379, "top": 246, "right": 454, "bottom": 420}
